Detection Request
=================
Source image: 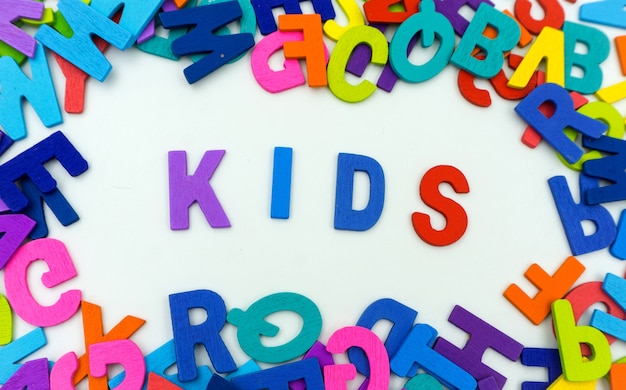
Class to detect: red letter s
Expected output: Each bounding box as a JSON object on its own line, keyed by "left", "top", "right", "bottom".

{"left": 412, "top": 165, "right": 469, "bottom": 246}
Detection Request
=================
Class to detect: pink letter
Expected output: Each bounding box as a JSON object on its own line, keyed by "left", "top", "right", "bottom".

{"left": 4, "top": 238, "right": 81, "bottom": 327}
{"left": 251, "top": 31, "right": 306, "bottom": 93}
{"left": 50, "top": 352, "right": 79, "bottom": 390}
{"left": 89, "top": 339, "right": 146, "bottom": 389}
{"left": 325, "top": 326, "right": 389, "bottom": 389}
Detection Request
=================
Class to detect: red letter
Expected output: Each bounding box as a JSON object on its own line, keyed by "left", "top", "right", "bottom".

{"left": 412, "top": 165, "right": 469, "bottom": 246}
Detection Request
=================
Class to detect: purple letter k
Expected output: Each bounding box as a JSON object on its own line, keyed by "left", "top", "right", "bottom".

{"left": 169, "top": 150, "right": 231, "bottom": 230}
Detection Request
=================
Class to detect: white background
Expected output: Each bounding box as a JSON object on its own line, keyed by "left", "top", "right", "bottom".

{"left": 7, "top": 0, "right": 626, "bottom": 388}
